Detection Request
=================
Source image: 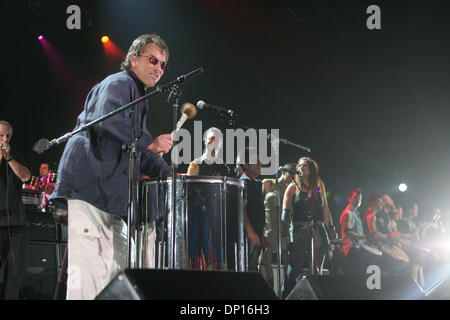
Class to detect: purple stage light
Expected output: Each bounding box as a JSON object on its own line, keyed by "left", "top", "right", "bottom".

{"left": 38, "top": 35, "right": 44, "bottom": 40}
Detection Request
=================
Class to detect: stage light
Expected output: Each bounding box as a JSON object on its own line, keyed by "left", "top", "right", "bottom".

{"left": 38, "top": 35, "right": 44, "bottom": 40}
{"left": 399, "top": 183, "right": 408, "bottom": 192}
{"left": 101, "top": 36, "right": 110, "bottom": 43}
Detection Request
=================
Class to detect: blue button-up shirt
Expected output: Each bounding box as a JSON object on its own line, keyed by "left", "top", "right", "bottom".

{"left": 51, "top": 70, "right": 171, "bottom": 218}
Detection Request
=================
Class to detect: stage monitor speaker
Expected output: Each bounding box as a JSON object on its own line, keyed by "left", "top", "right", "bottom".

{"left": 96, "top": 269, "right": 277, "bottom": 300}
{"left": 22, "top": 241, "right": 58, "bottom": 300}
{"left": 423, "top": 275, "right": 450, "bottom": 300}
{"left": 286, "top": 275, "right": 425, "bottom": 300}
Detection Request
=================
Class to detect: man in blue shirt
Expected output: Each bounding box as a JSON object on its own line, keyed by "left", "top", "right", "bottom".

{"left": 51, "top": 34, "right": 173, "bottom": 299}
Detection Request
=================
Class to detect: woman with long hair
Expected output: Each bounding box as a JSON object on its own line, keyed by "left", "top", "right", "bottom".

{"left": 280, "top": 157, "right": 335, "bottom": 299}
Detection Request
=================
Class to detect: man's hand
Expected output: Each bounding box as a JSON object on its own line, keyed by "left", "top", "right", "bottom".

{"left": 147, "top": 134, "right": 173, "bottom": 154}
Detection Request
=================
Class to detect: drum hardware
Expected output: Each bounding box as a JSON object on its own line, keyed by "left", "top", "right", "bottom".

{"left": 234, "top": 242, "right": 238, "bottom": 272}
{"left": 29, "top": 176, "right": 37, "bottom": 189}
{"left": 29, "top": 222, "right": 56, "bottom": 229}
{"left": 22, "top": 189, "right": 40, "bottom": 207}
{"left": 157, "top": 241, "right": 166, "bottom": 269}
{"left": 49, "top": 172, "right": 57, "bottom": 183}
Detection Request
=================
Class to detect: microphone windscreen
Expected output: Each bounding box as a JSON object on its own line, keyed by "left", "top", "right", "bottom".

{"left": 196, "top": 100, "right": 205, "bottom": 109}
{"left": 33, "top": 138, "right": 50, "bottom": 154}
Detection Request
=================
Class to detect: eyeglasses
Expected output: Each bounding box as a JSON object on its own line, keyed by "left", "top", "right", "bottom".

{"left": 140, "top": 55, "right": 168, "bottom": 70}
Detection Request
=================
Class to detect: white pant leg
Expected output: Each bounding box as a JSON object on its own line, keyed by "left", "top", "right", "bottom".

{"left": 66, "top": 199, "right": 128, "bottom": 300}
{"left": 144, "top": 221, "right": 156, "bottom": 268}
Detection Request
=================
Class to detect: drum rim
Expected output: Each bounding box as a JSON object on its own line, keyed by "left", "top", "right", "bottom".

{"left": 142, "top": 175, "right": 245, "bottom": 187}
{"left": 360, "top": 244, "right": 383, "bottom": 256}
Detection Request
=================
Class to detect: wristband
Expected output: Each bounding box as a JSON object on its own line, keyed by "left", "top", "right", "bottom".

{"left": 282, "top": 208, "right": 291, "bottom": 236}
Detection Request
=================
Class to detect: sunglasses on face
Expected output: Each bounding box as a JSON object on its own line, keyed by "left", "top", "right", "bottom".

{"left": 140, "top": 55, "right": 168, "bottom": 70}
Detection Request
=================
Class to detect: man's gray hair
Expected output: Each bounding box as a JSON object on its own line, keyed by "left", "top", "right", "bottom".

{"left": 120, "top": 33, "right": 169, "bottom": 71}
{"left": 0, "top": 120, "right": 13, "bottom": 135}
{"left": 204, "top": 127, "right": 223, "bottom": 143}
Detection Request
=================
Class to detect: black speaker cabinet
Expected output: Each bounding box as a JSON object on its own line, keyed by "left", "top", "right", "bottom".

{"left": 25, "top": 209, "right": 57, "bottom": 242}
{"left": 22, "top": 241, "right": 59, "bottom": 300}
{"left": 96, "top": 269, "right": 277, "bottom": 300}
{"left": 286, "top": 275, "right": 425, "bottom": 300}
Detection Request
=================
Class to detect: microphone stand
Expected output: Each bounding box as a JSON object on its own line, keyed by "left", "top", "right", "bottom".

{"left": 167, "top": 84, "right": 181, "bottom": 270}
{"left": 218, "top": 115, "right": 311, "bottom": 153}
{"left": 125, "top": 105, "right": 139, "bottom": 268}
{"left": 274, "top": 171, "right": 283, "bottom": 299}
{"left": 33, "top": 67, "right": 204, "bottom": 270}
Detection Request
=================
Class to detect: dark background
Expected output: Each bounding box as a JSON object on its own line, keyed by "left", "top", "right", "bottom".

{"left": 2, "top": 0, "right": 449, "bottom": 227}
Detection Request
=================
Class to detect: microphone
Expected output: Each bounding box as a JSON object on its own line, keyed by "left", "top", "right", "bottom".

{"left": 1, "top": 144, "right": 8, "bottom": 156}
{"left": 176, "top": 67, "right": 204, "bottom": 83}
{"left": 33, "top": 138, "right": 54, "bottom": 154}
{"left": 196, "top": 100, "right": 234, "bottom": 114}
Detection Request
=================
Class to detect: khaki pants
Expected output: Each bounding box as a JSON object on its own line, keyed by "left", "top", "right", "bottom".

{"left": 66, "top": 199, "right": 155, "bottom": 300}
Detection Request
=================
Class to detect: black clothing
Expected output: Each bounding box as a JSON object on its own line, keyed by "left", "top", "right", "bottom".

{"left": 375, "top": 210, "right": 394, "bottom": 235}
{"left": 197, "top": 162, "right": 231, "bottom": 177}
{"left": 0, "top": 150, "right": 27, "bottom": 226}
{"left": 0, "top": 152, "right": 28, "bottom": 299}
{"left": 190, "top": 155, "right": 232, "bottom": 177}
{"left": 281, "top": 189, "right": 326, "bottom": 299}
{"left": 240, "top": 173, "right": 265, "bottom": 272}
{"left": 292, "top": 190, "right": 324, "bottom": 223}
{"left": 0, "top": 226, "right": 28, "bottom": 299}
{"left": 240, "top": 174, "right": 265, "bottom": 241}
{"left": 397, "top": 218, "right": 416, "bottom": 235}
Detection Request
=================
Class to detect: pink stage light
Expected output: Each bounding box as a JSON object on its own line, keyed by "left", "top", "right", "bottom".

{"left": 38, "top": 35, "right": 44, "bottom": 40}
